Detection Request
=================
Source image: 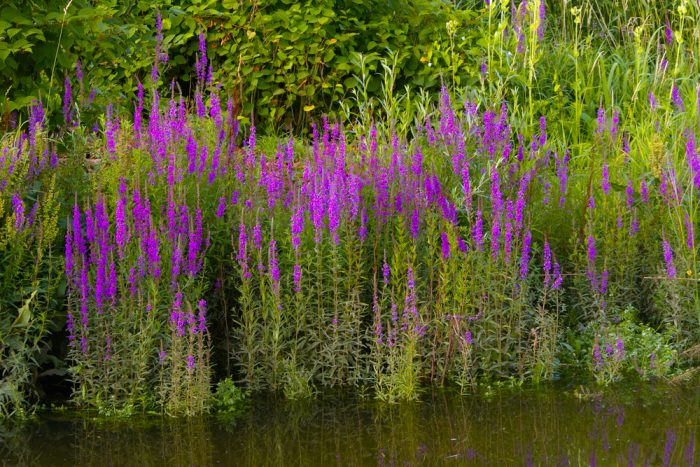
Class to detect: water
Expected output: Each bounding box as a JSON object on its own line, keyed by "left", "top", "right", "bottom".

{"left": 2, "top": 384, "right": 699, "bottom": 466}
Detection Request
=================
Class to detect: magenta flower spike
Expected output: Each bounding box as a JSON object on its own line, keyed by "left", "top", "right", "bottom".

{"left": 672, "top": 84, "right": 685, "bottom": 111}
{"left": 662, "top": 238, "right": 677, "bottom": 278}
{"left": 11, "top": 194, "right": 24, "bottom": 231}
{"left": 601, "top": 162, "right": 610, "bottom": 196}
{"left": 587, "top": 234, "right": 596, "bottom": 269}
{"left": 472, "top": 210, "right": 484, "bottom": 252}
{"left": 441, "top": 231, "right": 451, "bottom": 260}
{"left": 269, "top": 238, "right": 280, "bottom": 292}
{"left": 543, "top": 238, "right": 552, "bottom": 288}
{"left": 519, "top": 228, "right": 532, "bottom": 280}
{"left": 625, "top": 180, "right": 634, "bottom": 208}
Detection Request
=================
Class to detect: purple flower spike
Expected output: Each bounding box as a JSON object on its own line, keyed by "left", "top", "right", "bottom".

{"left": 662, "top": 238, "right": 676, "bottom": 278}
{"left": 269, "top": 238, "right": 280, "bottom": 292}
{"left": 293, "top": 263, "right": 302, "bottom": 293}
{"left": 410, "top": 207, "right": 420, "bottom": 240}
{"left": 472, "top": 210, "right": 484, "bottom": 252}
{"left": 441, "top": 232, "right": 451, "bottom": 260}
{"left": 601, "top": 162, "right": 610, "bottom": 196}
{"left": 11, "top": 194, "right": 24, "bottom": 230}
{"left": 543, "top": 239, "right": 552, "bottom": 287}
{"left": 593, "top": 343, "right": 603, "bottom": 370}
{"left": 672, "top": 84, "right": 685, "bottom": 111}
{"left": 215, "top": 196, "right": 227, "bottom": 218}
{"left": 519, "top": 229, "right": 532, "bottom": 280}
{"left": 587, "top": 234, "right": 596, "bottom": 268}
{"left": 382, "top": 252, "right": 390, "bottom": 286}
{"left": 615, "top": 337, "right": 624, "bottom": 359}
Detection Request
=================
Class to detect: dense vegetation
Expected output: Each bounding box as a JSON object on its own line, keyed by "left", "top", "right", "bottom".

{"left": 1, "top": 0, "right": 700, "bottom": 417}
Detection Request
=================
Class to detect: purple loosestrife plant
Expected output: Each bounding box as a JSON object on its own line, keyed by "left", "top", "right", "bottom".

{"left": 543, "top": 238, "right": 552, "bottom": 288}
{"left": 662, "top": 238, "right": 677, "bottom": 278}
{"left": 63, "top": 75, "right": 73, "bottom": 126}
{"left": 441, "top": 232, "right": 451, "bottom": 260}
{"left": 519, "top": 228, "right": 532, "bottom": 280}
{"left": 601, "top": 162, "right": 611, "bottom": 196}
{"left": 672, "top": 84, "right": 685, "bottom": 111}
{"left": 11, "top": 194, "right": 24, "bottom": 231}
{"left": 472, "top": 210, "right": 484, "bottom": 252}
{"left": 269, "top": 238, "right": 280, "bottom": 293}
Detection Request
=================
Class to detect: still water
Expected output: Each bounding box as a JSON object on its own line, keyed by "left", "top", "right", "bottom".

{"left": 2, "top": 384, "right": 699, "bottom": 466}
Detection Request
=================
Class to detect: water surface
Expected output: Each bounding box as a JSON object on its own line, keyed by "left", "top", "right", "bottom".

{"left": 2, "top": 384, "right": 699, "bottom": 466}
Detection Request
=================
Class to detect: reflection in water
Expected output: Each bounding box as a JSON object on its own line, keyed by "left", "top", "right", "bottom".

{"left": 2, "top": 384, "right": 699, "bottom": 466}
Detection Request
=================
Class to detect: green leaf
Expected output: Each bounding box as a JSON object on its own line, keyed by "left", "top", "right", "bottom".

{"left": 11, "top": 290, "right": 37, "bottom": 329}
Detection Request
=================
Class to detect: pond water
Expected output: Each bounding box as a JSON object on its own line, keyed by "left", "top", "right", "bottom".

{"left": 2, "top": 383, "right": 699, "bottom": 466}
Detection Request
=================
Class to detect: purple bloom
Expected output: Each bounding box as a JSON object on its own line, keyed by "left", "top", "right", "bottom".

{"left": 65, "top": 230, "right": 74, "bottom": 279}
{"left": 503, "top": 203, "right": 514, "bottom": 263}
{"left": 11, "top": 194, "right": 24, "bottom": 230}
{"left": 358, "top": 208, "right": 368, "bottom": 243}
{"left": 291, "top": 205, "right": 304, "bottom": 251}
{"left": 115, "top": 191, "right": 128, "bottom": 258}
{"left": 685, "top": 212, "right": 695, "bottom": 250}
{"left": 519, "top": 228, "right": 532, "bottom": 280}
{"left": 490, "top": 216, "right": 501, "bottom": 262}
{"left": 293, "top": 263, "right": 302, "bottom": 293}
{"left": 462, "top": 164, "right": 472, "bottom": 212}
{"left": 601, "top": 162, "right": 610, "bottom": 195}
{"left": 543, "top": 239, "right": 552, "bottom": 287}
{"left": 410, "top": 207, "right": 420, "bottom": 240}
{"left": 588, "top": 195, "right": 595, "bottom": 210}
{"left": 252, "top": 223, "right": 262, "bottom": 251}
{"left": 611, "top": 110, "right": 619, "bottom": 140}
{"left": 457, "top": 236, "right": 468, "bottom": 254}
{"left": 382, "top": 252, "right": 390, "bottom": 286}
{"left": 605, "top": 342, "right": 614, "bottom": 356}
{"left": 197, "top": 299, "right": 207, "bottom": 334}
{"left": 641, "top": 180, "right": 649, "bottom": 203}
{"left": 472, "top": 210, "right": 484, "bottom": 251}
{"left": 490, "top": 167, "right": 503, "bottom": 216}
{"left": 625, "top": 180, "right": 634, "bottom": 208}
{"left": 196, "top": 33, "right": 207, "bottom": 85}
{"left": 215, "top": 196, "right": 226, "bottom": 218}
{"left": 672, "top": 84, "right": 685, "bottom": 111}
{"left": 75, "top": 59, "right": 83, "bottom": 86}
{"left": 665, "top": 18, "right": 673, "bottom": 46}
{"left": 662, "top": 238, "right": 676, "bottom": 278}
{"left": 600, "top": 270, "right": 609, "bottom": 295}
{"left": 269, "top": 238, "right": 280, "bottom": 291}
{"left": 596, "top": 106, "right": 606, "bottom": 135}
{"left": 615, "top": 337, "right": 624, "bottom": 359}
{"left": 649, "top": 92, "right": 658, "bottom": 111}
{"left": 187, "top": 209, "right": 203, "bottom": 276}
{"left": 552, "top": 260, "right": 563, "bottom": 290}
{"left": 63, "top": 75, "right": 73, "bottom": 125}
{"left": 630, "top": 216, "right": 639, "bottom": 237}
{"left": 593, "top": 343, "right": 603, "bottom": 370}
{"left": 587, "top": 234, "right": 596, "bottom": 268}
{"left": 441, "top": 231, "right": 451, "bottom": 260}
{"left": 66, "top": 310, "right": 75, "bottom": 343}
{"left": 539, "top": 116, "right": 547, "bottom": 147}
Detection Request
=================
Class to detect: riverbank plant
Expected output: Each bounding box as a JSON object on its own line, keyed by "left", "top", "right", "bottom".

{"left": 2, "top": 0, "right": 700, "bottom": 416}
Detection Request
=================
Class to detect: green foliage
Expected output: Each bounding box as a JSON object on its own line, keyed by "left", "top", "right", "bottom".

{"left": 0, "top": 126, "right": 65, "bottom": 418}
{"left": 3, "top": 0, "right": 700, "bottom": 417}
{"left": 561, "top": 307, "right": 677, "bottom": 386}
{"left": 212, "top": 377, "right": 247, "bottom": 416}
